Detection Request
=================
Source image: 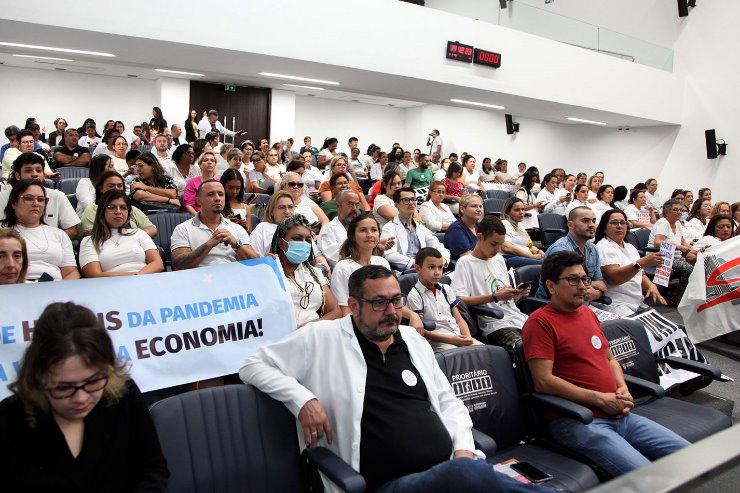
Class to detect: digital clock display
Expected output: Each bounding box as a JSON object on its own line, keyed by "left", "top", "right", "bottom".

{"left": 446, "top": 41, "right": 474, "bottom": 63}
{"left": 474, "top": 48, "right": 501, "bottom": 68}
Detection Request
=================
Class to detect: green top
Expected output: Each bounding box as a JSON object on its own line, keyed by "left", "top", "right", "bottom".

{"left": 405, "top": 168, "right": 433, "bottom": 189}
{"left": 320, "top": 200, "right": 338, "bottom": 221}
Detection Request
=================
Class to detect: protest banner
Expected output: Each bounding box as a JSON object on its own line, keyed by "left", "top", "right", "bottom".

{"left": 678, "top": 236, "right": 740, "bottom": 343}
{"left": 653, "top": 241, "right": 676, "bottom": 287}
{"left": 0, "top": 257, "right": 296, "bottom": 399}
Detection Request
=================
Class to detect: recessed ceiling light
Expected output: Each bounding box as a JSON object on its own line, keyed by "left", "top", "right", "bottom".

{"left": 566, "top": 117, "right": 607, "bottom": 126}
{"left": 283, "top": 84, "right": 325, "bottom": 91}
{"left": 0, "top": 42, "right": 114, "bottom": 57}
{"left": 12, "top": 54, "right": 74, "bottom": 62}
{"left": 155, "top": 69, "right": 205, "bottom": 77}
{"left": 450, "top": 99, "right": 505, "bottom": 110}
{"left": 259, "top": 72, "right": 340, "bottom": 85}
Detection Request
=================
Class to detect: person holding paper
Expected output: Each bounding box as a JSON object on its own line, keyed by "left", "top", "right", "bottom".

{"left": 0, "top": 302, "right": 169, "bottom": 492}
{"left": 623, "top": 189, "right": 656, "bottom": 229}
{"left": 648, "top": 199, "right": 698, "bottom": 305}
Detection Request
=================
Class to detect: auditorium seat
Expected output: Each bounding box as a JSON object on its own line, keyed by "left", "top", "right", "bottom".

{"left": 537, "top": 214, "right": 567, "bottom": 249}
{"left": 485, "top": 189, "right": 510, "bottom": 201}
{"left": 57, "top": 177, "right": 80, "bottom": 195}
{"left": 57, "top": 167, "right": 89, "bottom": 179}
{"left": 484, "top": 198, "right": 506, "bottom": 216}
{"left": 600, "top": 319, "right": 732, "bottom": 443}
{"left": 147, "top": 212, "right": 192, "bottom": 269}
{"left": 436, "top": 346, "right": 601, "bottom": 491}
{"left": 149, "top": 384, "right": 365, "bottom": 493}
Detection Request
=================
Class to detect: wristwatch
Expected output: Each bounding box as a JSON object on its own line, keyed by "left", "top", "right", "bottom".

{"left": 633, "top": 262, "right": 641, "bottom": 272}
{"left": 232, "top": 239, "right": 243, "bottom": 250}
{"left": 492, "top": 292, "right": 499, "bottom": 303}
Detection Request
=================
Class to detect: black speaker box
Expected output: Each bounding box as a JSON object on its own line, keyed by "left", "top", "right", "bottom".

{"left": 705, "top": 129, "right": 718, "bottom": 159}
{"left": 505, "top": 114, "right": 518, "bottom": 135}
{"left": 678, "top": 0, "right": 689, "bottom": 17}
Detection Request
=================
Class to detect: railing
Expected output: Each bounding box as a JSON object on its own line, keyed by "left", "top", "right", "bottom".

{"left": 425, "top": 1, "right": 674, "bottom": 71}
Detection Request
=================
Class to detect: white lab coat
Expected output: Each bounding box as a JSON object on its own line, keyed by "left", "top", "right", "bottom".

{"left": 240, "top": 316, "right": 476, "bottom": 493}
{"left": 381, "top": 216, "right": 450, "bottom": 270}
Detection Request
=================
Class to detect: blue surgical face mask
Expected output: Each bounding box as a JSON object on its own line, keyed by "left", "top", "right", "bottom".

{"left": 680, "top": 212, "right": 688, "bottom": 221}
{"left": 283, "top": 240, "right": 311, "bottom": 264}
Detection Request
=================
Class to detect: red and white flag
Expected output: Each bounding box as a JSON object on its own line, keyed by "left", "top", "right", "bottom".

{"left": 678, "top": 236, "right": 740, "bottom": 343}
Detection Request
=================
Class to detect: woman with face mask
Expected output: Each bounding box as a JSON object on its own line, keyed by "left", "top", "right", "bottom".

{"left": 269, "top": 214, "right": 340, "bottom": 328}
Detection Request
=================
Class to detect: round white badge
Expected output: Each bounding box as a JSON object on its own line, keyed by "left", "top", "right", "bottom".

{"left": 401, "top": 369, "right": 418, "bottom": 387}
{"left": 591, "top": 335, "right": 602, "bottom": 350}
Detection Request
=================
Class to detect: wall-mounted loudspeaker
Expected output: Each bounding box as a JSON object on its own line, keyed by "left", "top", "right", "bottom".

{"left": 505, "top": 114, "right": 519, "bottom": 135}
{"left": 705, "top": 129, "right": 718, "bottom": 159}
{"left": 499, "top": 0, "right": 507, "bottom": 9}
{"left": 678, "top": 0, "right": 689, "bottom": 17}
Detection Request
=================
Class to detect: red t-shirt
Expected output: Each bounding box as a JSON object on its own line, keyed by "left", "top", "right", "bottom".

{"left": 522, "top": 304, "right": 617, "bottom": 418}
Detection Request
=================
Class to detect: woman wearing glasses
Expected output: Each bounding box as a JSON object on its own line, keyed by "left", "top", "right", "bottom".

{"left": 269, "top": 215, "right": 340, "bottom": 327}
{"left": 318, "top": 156, "right": 370, "bottom": 211}
{"left": 250, "top": 191, "right": 296, "bottom": 256}
{"left": 78, "top": 190, "right": 163, "bottom": 278}
{"left": 0, "top": 302, "right": 169, "bottom": 491}
{"left": 595, "top": 209, "right": 665, "bottom": 315}
{"left": 419, "top": 181, "right": 456, "bottom": 233}
{"left": 280, "top": 172, "right": 328, "bottom": 228}
{"left": 1, "top": 180, "right": 79, "bottom": 281}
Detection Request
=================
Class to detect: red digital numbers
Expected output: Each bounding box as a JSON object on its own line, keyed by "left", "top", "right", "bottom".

{"left": 446, "top": 41, "right": 474, "bottom": 63}
{"left": 473, "top": 48, "right": 502, "bottom": 68}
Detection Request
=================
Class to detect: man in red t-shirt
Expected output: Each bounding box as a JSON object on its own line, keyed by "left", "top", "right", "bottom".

{"left": 522, "top": 251, "right": 689, "bottom": 477}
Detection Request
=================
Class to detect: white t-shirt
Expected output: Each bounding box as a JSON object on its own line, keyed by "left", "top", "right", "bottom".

{"left": 432, "top": 135, "right": 443, "bottom": 156}
{"left": 503, "top": 220, "right": 531, "bottom": 248}
{"left": 303, "top": 166, "right": 324, "bottom": 191}
{"left": 79, "top": 229, "right": 156, "bottom": 273}
{"left": 407, "top": 281, "right": 461, "bottom": 336}
{"left": 537, "top": 187, "right": 568, "bottom": 215}
{"left": 565, "top": 199, "right": 590, "bottom": 218}
{"left": 591, "top": 200, "right": 613, "bottom": 225}
{"left": 78, "top": 136, "right": 101, "bottom": 149}
{"left": 166, "top": 163, "right": 201, "bottom": 196}
{"left": 0, "top": 188, "right": 79, "bottom": 230}
{"left": 294, "top": 197, "right": 319, "bottom": 224}
{"left": 451, "top": 254, "right": 527, "bottom": 336}
{"left": 250, "top": 222, "right": 277, "bottom": 257}
{"left": 282, "top": 263, "right": 329, "bottom": 327}
{"left": 317, "top": 218, "right": 347, "bottom": 268}
{"left": 648, "top": 218, "right": 685, "bottom": 255}
{"left": 331, "top": 257, "right": 390, "bottom": 306}
{"left": 170, "top": 214, "right": 252, "bottom": 267}
{"left": 462, "top": 169, "right": 480, "bottom": 188}
{"left": 75, "top": 178, "right": 95, "bottom": 216}
{"left": 596, "top": 237, "right": 643, "bottom": 310}
{"left": 418, "top": 201, "right": 455, "bottom": 233}
{"left": 373, "top": 194, "right": 397, "bottom": 229}
{"left": 683, "top": 217, "right": 707, "bottom": 244}
{"left": 515, "top": 188, "right": 540, "bottom": 230}
{"left": 16, "top": 224, "right": 76, "bottom": 281}
{"left": 693, "top": 235, "right": 721, "bottom": 250}
{"left": 111, "top": 156, "right": 128, "bottom": 173}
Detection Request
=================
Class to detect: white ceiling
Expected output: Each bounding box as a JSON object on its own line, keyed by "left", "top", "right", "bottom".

{"left": 0, "top": 19, "right": 674, "bottom": 127}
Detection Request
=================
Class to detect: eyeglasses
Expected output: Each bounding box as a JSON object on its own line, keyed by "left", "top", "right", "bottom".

{"left": 608, "top": 221, "right": 628, "bottom": 227}
{"left": 105, "top": 205, "right": 129, "bottom": 212}
{"left": 558, "top": 276, "right": 592, "bottom": 286}
{"left": 275, "top": 205, "right": 295, "bottom": 211}
{"left": 669, "top": 208, "right": 684, "bottom": 213}
{"left": 286, "top": 182, "right": 304, "bottom": 189}
{"left": 45, "top": 375, "right": 109, "bottom": 399}
{"left": 431, "top": 189, "right": 446, "bottom": 195}
{"left": 20, "top": 195, "right": 48, "bottom": 205}
{"left": 358, "top": 295, "right": 406, "bottom": 311}
{"left": 398, "top": 197, "right": 416, "bottom": 204}
{"left": 299, "top": 281, "right": 314, "bottom": 309}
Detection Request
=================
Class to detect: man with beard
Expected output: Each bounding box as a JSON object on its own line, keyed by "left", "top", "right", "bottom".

{"left": 318, "top": 189, "right": 394, "bottom": 268}
{"left": 170, "top": 180, "right": 257, "bottom": 269}
{"left": 241, "top": 265, "right": 537, "bottom": 493}
{"left": 405, "top": 153, "right": 433, "bottom": 190}
{"left": 523, "top": 251, "right": 689, "bottom": 476}
{"left": 534, "top": 206, "right": 608, "bottom": 300}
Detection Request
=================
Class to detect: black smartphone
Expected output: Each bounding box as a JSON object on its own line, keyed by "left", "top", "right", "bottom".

{"left": 38, "top": 272, "right": 55, "bottom": 283}
{"left": 511, "top": 461, "right": 552, "bottom": 483}
{"left": 516, "top": 281, "right": 532, "bottom": 290}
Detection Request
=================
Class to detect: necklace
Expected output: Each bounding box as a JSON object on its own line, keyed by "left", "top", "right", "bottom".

{"left": 17, "top": 225, "right": 49, "bottom": 253}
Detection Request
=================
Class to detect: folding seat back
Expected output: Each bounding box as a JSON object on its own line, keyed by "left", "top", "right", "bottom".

{"left": 147, "top": 212, "right": 193, "bottom": 268}
{"left": 538, "top": 213, "right": 568, "bottom": 249}
{"left": 483, "top": 198, "right": 506, "bottom": 216}
{"left": 57, "top": 177, "right": 80, "bottom": 195}
{"left": 58, "top": 167, "right": 89, "bottom": 179}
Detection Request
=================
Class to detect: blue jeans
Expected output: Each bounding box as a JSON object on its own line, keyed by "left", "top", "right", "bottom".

{"left": 503, "top": 255, "right": 543, "bottom": 270}
{"left": 549, "top": 413, "right": 690, "bottom": 477}
{"left": 374, "top": 457, "right": 544, "bottom": 493}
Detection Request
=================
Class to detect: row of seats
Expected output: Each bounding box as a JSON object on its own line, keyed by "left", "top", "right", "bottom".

{"left": 148, "top": 319, "right": 730, "bottom": 492}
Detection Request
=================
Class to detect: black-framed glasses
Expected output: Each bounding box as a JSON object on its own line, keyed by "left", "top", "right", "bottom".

{"left": 398, "top": 197, "right": 415, "bottom": 204}
{"left": 299, "top": 281, "right": 315, "bottom": 309}
{"left": 558, "top": 276, "right": 592, "bottom": 287}
{"left": 105, "top": 205, "right": 129, "bottom": 212}
{"left": 608, "top": 221, "right": 628, "bottom": 227}
{"left": 358, "top": 295, "right": 406, "bottom": 311}
{"left": 45, "top": 375, "right": 109, "bottom": 399}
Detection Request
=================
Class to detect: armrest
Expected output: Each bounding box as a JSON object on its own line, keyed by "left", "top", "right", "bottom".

{"left": 526, "top": 393, "right": 593, "bottom": 424}
{"left": 303, "top": 447, "right": 366, "bottom": 493}
{"left": 469, "top": 305, "right": 504, "bottom": 319}
{"left": 644, "top": 247, "right": 660, "bottom": 253}
{"left": 657, "top": 356, "right": 723, "bottom": 380}
{"left": 518, "top": 296, "right": 548, "bottom": 315}
{"left": 422, "top": 318, "right": 437, "bottom": 331}
{"left": 624, "top": 374, "right": 665, "bottom": 398}
{"left": 471, "top": 428, "right": 497, "bottom": 456}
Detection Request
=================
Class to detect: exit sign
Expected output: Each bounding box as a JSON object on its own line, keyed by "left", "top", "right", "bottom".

{"left": 224, "top": 84, "right": 236, "bottom": 92}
